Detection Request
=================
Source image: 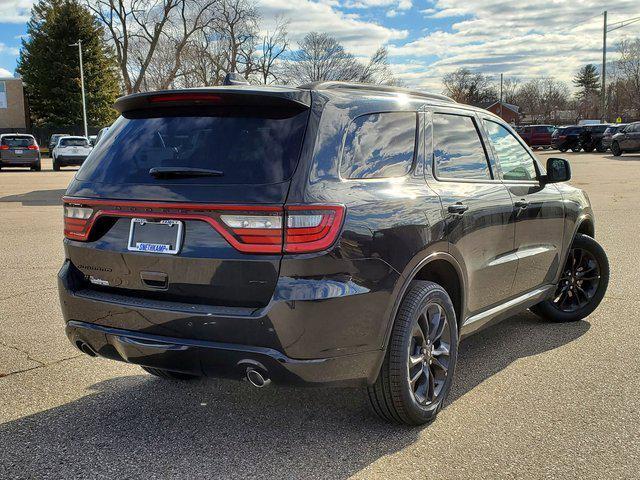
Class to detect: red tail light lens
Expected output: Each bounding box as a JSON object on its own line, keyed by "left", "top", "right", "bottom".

{"left": 27, "top": 145, "right": 39, "bottom": 150}
{"left": 62, "top": 199, "right": 345, "bottom": 254}
{"left": 0, "top": 145, "right": 8, "bottom": 150}
{"left": 149, "top": 93, "right": 222, "bottom": 104}
{"left": 284, "top": 205, "right": 345, "bottom": 253}
{"left": 63, "top": 205, "right": 94, "bottom": 240}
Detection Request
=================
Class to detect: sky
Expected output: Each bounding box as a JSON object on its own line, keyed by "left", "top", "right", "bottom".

{"left": 1, "top": 0, "right": 639, "bottom": 91}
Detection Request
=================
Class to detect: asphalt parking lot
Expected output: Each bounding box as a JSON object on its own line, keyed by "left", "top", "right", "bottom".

{"left": 1, "top": 152, "right": 639, "bottom": 479}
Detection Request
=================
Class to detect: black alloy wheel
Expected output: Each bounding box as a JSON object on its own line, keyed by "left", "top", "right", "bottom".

{"left": 408, "top": 303, "right": 451, "bottom": 406}
{"left": 553, "top": 247, "right": 600, "bottom": 313}
{"left": 368, "top": 281, "right": 458, "bottom": 425}
{"left": 531, "top": 234, "right": 609, "bottom": 322}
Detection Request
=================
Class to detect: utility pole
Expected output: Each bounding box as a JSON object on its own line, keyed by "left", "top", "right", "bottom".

{"left": 602, "top": 10, "right": 607, "bottom": 121}
{"left": 70, "top": 40, "right": 88, "bottom": 139}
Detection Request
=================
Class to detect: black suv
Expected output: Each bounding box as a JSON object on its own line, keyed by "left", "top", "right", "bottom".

{"left": 579, "top": 124, "right": 611, "bottom": 152}
{"left": 551, "top": 125, "right": 583, "bottom": 152}
{"left": 58, "top": 83, "right": 609, "bottom": 425}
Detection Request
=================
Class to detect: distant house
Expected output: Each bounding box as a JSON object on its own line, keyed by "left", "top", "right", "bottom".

{"left": 0, "top": 76, "right": 29, "bottom": 134}
{"left": 486, "top": 101, "right": 520, "bottom": 124}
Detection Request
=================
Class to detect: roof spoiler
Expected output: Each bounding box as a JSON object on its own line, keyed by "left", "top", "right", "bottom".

{"left": 114, "top": 87, "right": 311, "bottom": 114}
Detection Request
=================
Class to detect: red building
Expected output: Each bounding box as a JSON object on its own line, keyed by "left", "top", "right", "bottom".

{"left": 486, "top": 101, "right": 520, "bottom": 125}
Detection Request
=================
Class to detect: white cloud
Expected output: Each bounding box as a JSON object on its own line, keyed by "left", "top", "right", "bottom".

{"left": 0, "top": 0, "right": 33, "bottom": 23}
{"left": 260, "top": 0, "right": 408, "bottom": 56}
{"left": 0, "top": 43, "right": 20, "bottom": 56}
{"left": 0, "top": 67, "right": 14, "bottom": 78}
{"left": 344, "top": 0, "right": 412, "bottom": 9}
{"left": 391, "top": 0, "right": 640, "bottom": 91}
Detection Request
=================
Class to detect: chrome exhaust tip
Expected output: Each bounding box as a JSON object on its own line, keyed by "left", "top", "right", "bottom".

{"left": 76, "top": 341, "right": 97, "bottom": 357}
{"left": 246, "top": 368, "right": 271, "bottom": 388}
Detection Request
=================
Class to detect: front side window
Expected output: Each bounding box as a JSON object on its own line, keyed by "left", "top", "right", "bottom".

{"left": 483, "top": 120, "right": 537, "bottom": 181}
{"left": 341, "top": 112, "right": 416, "bottom": 179}
{"left": 433, "top": 113, "right": 491, "bottom": 180}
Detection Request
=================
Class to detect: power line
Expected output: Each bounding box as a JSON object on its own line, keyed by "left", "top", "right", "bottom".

{"left": 607, "top": 16, "right": 640, "bottom": 32}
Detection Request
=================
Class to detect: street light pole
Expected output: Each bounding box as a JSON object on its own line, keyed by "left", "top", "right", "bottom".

{"left": 602, "top": 10, "right": 607, "bottom": 121}
{"left": 70, "top": 40, "right": 88, "bottom": 139}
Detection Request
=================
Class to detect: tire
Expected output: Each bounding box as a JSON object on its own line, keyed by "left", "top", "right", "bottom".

{"left": 141, "top": 366, "right": 199, "bottom": 380}
{"left": 611, "top": 141, "right": 622, "bottom": 156}
{"left": 571, "top": 145, "right": 582, "bottom": 152}
{"left": 52, "top": 158, "right": 60, "bottom": 171}
{"left": 559, "top": 147, "right": 568, "bottom": 153}
{"left": 367, "top": 281, "right": 458, "bottom": 425}
{"left": 31, "top": 162, "right": 41, "bottom": 171}
{"left": 596, "top": 142, "right": 607, "bottom": 153}
{"left": 583, "top": 145, "right": 594, "bottom": 153}
{"left": 531, "top": 233, "right": 609, "bottom": 322}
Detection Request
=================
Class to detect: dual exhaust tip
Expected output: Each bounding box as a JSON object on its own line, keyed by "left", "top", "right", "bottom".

{"left": 246, "top": 367, "right": 271, "bottom": 388}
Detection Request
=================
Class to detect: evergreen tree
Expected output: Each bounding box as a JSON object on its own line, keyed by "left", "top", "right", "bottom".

{"left": 573, "top": 64, "right": 600, "bottom": 99}
{"left": 17, "top": 0, "right": 120, "bottom": 128}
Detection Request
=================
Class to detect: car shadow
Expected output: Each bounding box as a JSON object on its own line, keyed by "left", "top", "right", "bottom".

{"left": 0, "top": 189, "right": 66, "bottom": 206}
{"left": 0, "top": 311, "right": 589, "bottom": 478}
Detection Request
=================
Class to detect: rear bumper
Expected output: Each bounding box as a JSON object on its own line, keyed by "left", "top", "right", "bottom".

{"left": 58, "top": 257, "right": 398, "bottom": 385}
{"left": 0, "top": 157, "right": 40, "bottom": 167}
{"left": 56, "top": 155, "right": 87, "bottom": 166}
{"left": 66, "top": 320, "right": 381, "bottom": 385}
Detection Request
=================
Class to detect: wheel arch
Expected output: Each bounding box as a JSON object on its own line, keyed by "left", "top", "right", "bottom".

{"left": 575, "top": 216, "right": 595, "bottom": 238}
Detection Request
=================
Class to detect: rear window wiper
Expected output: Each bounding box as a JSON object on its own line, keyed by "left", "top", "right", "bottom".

{"left": 149, "top": 167, "right": 224, "bottom": 179}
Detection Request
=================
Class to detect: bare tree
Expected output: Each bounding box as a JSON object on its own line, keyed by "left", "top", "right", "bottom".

{"left": 285, "top": 32, "right": 393, "bottom": 85}
{"left": 441, "top": 68, "right": 497, "bottom": 106}
{"left": 87, "top": 0, "right": 218, "bottom": 93}
{"left": 256, "top": 17, "right": 288, "bottom": 84}
{"left": 512, "top": 77, "right": 570, "bottom": 123}
{"left": 616, "top": 39, "right": 640, "bottom": 113}
{"left": 212, "top": 0, "right": 259, "bottom": 79}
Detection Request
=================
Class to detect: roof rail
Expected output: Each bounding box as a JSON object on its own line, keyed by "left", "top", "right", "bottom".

{"left": 297, "top": 81, "right": 455, "bottom": 103}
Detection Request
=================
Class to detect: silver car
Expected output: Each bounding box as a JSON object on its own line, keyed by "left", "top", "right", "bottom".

{"left": 0, "top": 133, "right": 41, "bottom": 171}
{"left": 52, "top": 136, "right": 93, "bottom": 171}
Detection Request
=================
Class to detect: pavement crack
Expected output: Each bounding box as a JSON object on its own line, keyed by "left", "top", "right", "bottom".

{"left": 0, "top": 340, "right": 46, "bottom": 367}
{"left": 0, "top": 353, "right": 83, "bottom": 379}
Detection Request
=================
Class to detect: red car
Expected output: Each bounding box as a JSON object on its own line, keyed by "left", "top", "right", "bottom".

{"left": 518, "top": 125, "right": 555, "bottom": 149}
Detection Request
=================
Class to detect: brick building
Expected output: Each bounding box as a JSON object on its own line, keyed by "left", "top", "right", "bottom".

{"left": 486, "top": 101, "right": 520, "bottom": 125}
{"left": 0, "top": 77, "right": 29, "bottom": 134}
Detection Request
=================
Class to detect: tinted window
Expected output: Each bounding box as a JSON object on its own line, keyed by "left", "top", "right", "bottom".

{"left": 1, "top": 135, "right": 35, "bottom": 147}
{"left": 60, "top": 138, "right": 89, "bottom": 147}
{"left": 483, "top": 120, "right": 537, "bottom": 181}
{"left": 534, "top": 126, "right": 548, "bottom": 133}
{"left": 341, "top": 112, "right": 416, "bottom": 179}
{"left": 433, "top": 114, "right": 490, "bottom": 180}
{"left": 77, "top": 106, "right": 309, "bottom": 185}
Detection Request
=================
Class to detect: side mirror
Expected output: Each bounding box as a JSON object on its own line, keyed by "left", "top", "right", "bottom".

{"left": 544, "top": 157, "right": 571, "bottom": 183}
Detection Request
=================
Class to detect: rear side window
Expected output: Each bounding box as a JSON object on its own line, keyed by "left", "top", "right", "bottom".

{"left": 77, "top": 106, "right": 309, "bottom": 185}
{"left": 341, "top": 112, "right": 416, "bottom": 179}
{"left": 1, "top": 136, "right": 35, "bottom": 147}
{"left": 483, "top": 120, "right": 537, "bottom": 181}
{"left": 433, "top": 113, "right": 491, "bottom": 180}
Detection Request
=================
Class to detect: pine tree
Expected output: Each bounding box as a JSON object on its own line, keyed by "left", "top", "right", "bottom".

{"left": 16, "top": 0, "right": 120, "bottom": 128}
{"left": 573, "top": 64, "right": 600, "bottom": 99}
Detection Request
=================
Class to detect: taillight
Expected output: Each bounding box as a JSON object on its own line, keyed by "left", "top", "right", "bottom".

{"left": 149, "top": 93, "right": 222, "bottom": 103}
{"left": 0, "top": 145, "right": 8, "bottom": 150}
{"left": 63, "top": 205, "right": 94, "bottom": 240}
{"left": 27, "top": 145, "right": 39, "bottom": 150}
{"left": 284, "top": 206, "right": 345, "bottom": 253}
{"left": 62, "top": 199, "right": 345, "bottom": 254}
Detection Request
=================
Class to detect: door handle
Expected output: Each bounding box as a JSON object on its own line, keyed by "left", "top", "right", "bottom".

{"left": 514, "top": 200, "right": 529, "bottom": 209}
{"left": 447, "top": 203, "right": 469, "bottom": 214}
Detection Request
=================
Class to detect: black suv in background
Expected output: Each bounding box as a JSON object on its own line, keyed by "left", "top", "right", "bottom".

{"left": 579, "top": 124, "right": 611, "bottom": 152}
{"left": 59, "top": 83, "right": 609, "bottom": 425}
{"left": 551, "top": 125, "right": 583, "bottom": 152}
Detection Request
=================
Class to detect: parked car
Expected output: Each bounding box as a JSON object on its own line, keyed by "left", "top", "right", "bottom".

{"left": 517, "top": 124, "right": 555, "bottom": 149}
{"left": 59, "top": 83, "right": 609, "bottom": 425}
{"left": 551, "top": 125, "right": 583, "bottom": 152}
{"left": 579, "top": 124, "right": 611, "bottom": 152}
{"left": 610, "top": 122, "right": 640, "bottom": 156}
{"left": 601, "top": 124, "right": 628, "bottom": 151}
{"left": 52, "top": 136, "right": 93, "bottom": 171}
{"left": 48, "top": 133, "right": 70, "bottom": 153}
{"left": 0, "top": 133, "right": 41, "bottom": 171}
{"left": 88, "top": 135, "right": 97, "bottom": 146}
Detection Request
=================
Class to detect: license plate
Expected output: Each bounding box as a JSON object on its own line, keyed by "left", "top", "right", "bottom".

{"left": 127, "top": 218, "right": 183, "bottom": 254}
{"left": 15, "top": 149, "right": 23, "bottom": 154}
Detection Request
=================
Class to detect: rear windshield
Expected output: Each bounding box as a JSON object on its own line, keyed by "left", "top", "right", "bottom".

{"left": 1, "top": 136, "right": 35, "bottom": 147}
{"left": 77, "top": 106, "right": 309, "bottom": 185}
{"left": 60, "top": 138, "right": 90, "bottom": 147}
